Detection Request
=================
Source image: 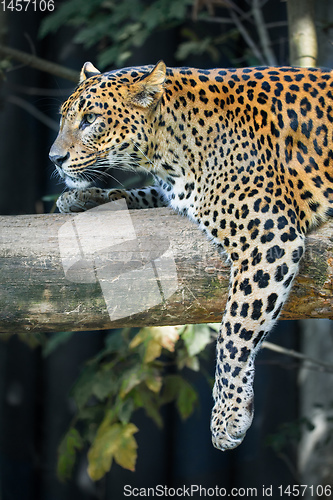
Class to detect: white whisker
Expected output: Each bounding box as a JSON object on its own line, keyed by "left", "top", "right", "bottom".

{"left": 84, "top": 166, "right": 126, "bottom": 188}
{"left": 57, "top": 142, "right": 153, "bottom": 188}
{"left": 130, "top": 139, "right": 157, "bottom": 169}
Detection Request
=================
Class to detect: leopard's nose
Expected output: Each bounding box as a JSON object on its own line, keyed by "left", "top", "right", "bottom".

{"left": 49, "top": 152, "right": 70, "bottom": 168}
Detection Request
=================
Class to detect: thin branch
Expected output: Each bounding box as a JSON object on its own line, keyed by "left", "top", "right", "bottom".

{"left": 221, "top": 0, "right": 245, "bottom": 17}
{"left": 8, "top": 83, "right": 73, "bottom": 97}
{"left": 228, "top": 8, "right": 266, "bottom": 65}
{"left": 262, "top": 341, "right": 333, "bottom": 374}
{"left": 199, "top": 16, "right": 235, "bottom": 24}
{"left": 7, "top": 95, "right": 59, "bottom": 131}
{"left": 198, "top": 6, "right": 254, "bottom": 25}
{"left": 0, "top": 44, "right": 79, "bottom": 82}
{"left": 252, "top": 0, "right": 278, "bottom": 65}
{"left": 266, "top": 21, "right": 288, "bottom": 29}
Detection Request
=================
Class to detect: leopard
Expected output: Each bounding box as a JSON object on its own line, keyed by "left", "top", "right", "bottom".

{"left": 49, "top": 60, "right": 333, "bottom": 452}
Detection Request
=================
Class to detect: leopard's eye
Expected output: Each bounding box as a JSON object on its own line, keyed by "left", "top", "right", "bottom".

{"left": 79, "top": 112, "right": 97, "bottom": 130}
{"left": 85, "top": 113, "right": 96, "bottom": 124}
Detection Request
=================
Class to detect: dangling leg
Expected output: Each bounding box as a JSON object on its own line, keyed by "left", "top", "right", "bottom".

{"left": 211, "top": 234, "right": 305, "bottom": 450}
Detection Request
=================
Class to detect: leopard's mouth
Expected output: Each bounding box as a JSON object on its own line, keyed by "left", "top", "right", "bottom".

{"left": 56, "top": 166, "right": 92, "bottom": 189}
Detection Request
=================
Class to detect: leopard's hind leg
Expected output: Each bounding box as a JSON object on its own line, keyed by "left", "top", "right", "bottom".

{"left": 211, "top": 229, "right": 305, "bottom": 450}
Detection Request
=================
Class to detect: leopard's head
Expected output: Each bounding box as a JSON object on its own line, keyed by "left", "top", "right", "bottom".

{"left": 49, "top": 61, "right": 166, "bottom": 188}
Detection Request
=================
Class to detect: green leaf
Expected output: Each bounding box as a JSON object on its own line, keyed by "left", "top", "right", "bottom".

{"left": 39, "top": 0, "right": 105, "bottom": 37}
{"left": 117, "top": 398, "right": 135, "bottom": 425}
{"left": 73, "top": 364, "right": 120, "bottom": 411}
{"left": 176, "top": 378, "right": 198, "bottom": 420}
{"left": 105, "top": 329, "right": 126, "bottom": 354}
{"left": 72, "top": 366, "right": 98, "bottom": 411}
{"left": 130, "top": 326, "right": 179, "bottom": 363}
{"left": 136, "top": 385, "right": 163, "bottom": 428}
{"left": 161, "top": 375, "right": 198, "bottom": 420}
{"left": 168, "top": 0, "right": 193, "bottom": 20}
{"left": 176, "top": 36, "right": 220, "bottom": 62}
{"left": 87, "top": 421, "right": 138, "bottom": 480}
{"left": 77, "top": 405, "right": 105, "bottom": 423}
{"left": 120, "top": 369, "right": 146, "bottom": 398}
{"left": 113, "top": 423, "right": 139, "bottom": 471}
{"left": 184, "top": 355, "right": 200, "bottom": 372}
{"left": 98, "top": 46, "right": 132, "bottom": 68}
{"left": 145, "top": 372, "right": 162, "bottom": 393}
{"left": 181, "top": 324, "right": 212, "bottom": 357}
{"left": 116, "top": 22, "right": 142, "bottom": 42}
{"left": 92, "top": 369, "right": 119, "bottom": 401}
{"left": 129, "top": 327, "right": 161, "bottom": 363}
{"left": 43, "top": 332, "right": 75, "bottom": 357}
{"left": 73, "top": 15, "right": 114, "bottom": 48}
{"left": 57, "top": 428, "right": 83, "bottom": 481}
{"left": 161, "top": 374, "right": 181, "bottom": 404}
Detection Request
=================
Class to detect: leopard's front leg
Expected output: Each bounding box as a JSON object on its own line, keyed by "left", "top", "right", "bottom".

{"left": 56, "top": 186, "right": 167, "bottom": 213}
{"left": 211, "top": 233, "right": 305, "bottom": 450}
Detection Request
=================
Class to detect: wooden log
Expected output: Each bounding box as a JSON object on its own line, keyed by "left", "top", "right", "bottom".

{"left": 0, "top": 207, "right": 333, "bottom": 334}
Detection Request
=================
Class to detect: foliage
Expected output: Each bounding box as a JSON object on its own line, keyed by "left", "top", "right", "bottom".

{"left": 51, "top": 324, "right": 218, "bottom": 481}
{"left": 0, "top": 59, "right": 13, "bottom": 81}
{"left": 39, "top": 0, "right": 259, "bottom": 69}
{"left": 265, "top": 416, "right": 317, "bottom": 479}
{"left": 265, "top": 417, "right": 315, "bottom": 454}
{"left": 40, "top": 0, "right": 195, "bottom": 68}
{"left": 39, "top": 0, "right": 289, "bottom": 71}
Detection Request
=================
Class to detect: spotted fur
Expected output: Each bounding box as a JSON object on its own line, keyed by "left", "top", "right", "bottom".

{"left": 50, "top": 60, "right": 333, "bottom": 451}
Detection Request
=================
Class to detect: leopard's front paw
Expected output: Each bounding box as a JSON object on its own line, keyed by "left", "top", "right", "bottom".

{"left": 56, "top": 188, "right": 110, "bottom": 213}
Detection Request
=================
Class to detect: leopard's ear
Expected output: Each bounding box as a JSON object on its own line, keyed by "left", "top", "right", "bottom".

{"left": 129, "top": 60, "right": 166, "bottom": 108}
{"left": 79, "top": 62, "right": 101, "bottom": 83}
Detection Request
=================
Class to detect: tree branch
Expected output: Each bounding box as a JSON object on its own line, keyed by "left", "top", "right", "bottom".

{"left": 262, "top": 341, "right": 333, "bottom": 373}
{"left": 1, "top": 208, "right": 333, "bottom": 334}
{"left": 228, "top": 8, "right": 266, "bottom": 65}
{"left": 0, "top": 44, "right": 79, "bottom": 82}
{"left": 252, "top": 0, "right": 278, "bottom": 66}
{"left": 7, "top": 95, "right": 59, "bottom": 131}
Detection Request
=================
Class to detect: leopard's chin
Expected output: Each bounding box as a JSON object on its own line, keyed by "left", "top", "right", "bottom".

{"left": 55, "top": 165, "right": 92, "bottom": 189}
{"left": 64, "top": 176, "right": 91, "bottom": 189}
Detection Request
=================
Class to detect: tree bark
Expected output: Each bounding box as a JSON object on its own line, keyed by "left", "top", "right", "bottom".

{"left": 287, "top": 0, "right": 318, "bottom": 67}
{"left": 1, "top": 208, "right": 333, "bottom": 334}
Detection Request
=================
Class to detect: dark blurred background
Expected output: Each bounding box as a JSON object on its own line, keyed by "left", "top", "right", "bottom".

{"left": 0, "top": 1, "right": 333, "bottom": 499}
